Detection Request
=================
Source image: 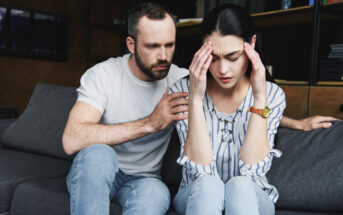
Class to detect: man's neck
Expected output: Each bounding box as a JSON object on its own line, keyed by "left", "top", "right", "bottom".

{"left": 128, "top": 54, "right": 154, "bottom": 82}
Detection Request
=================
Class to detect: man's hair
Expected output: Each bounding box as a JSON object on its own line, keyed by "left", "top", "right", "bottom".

{"left": 127, "top": 2, "right": 176, "bottom": 41}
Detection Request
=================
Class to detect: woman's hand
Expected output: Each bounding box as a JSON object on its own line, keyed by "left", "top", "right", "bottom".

{"left": 189, "top": 41, "right": 213, "bottom": 102}
{"left": 244, "top": 42, "right": 267, "bottom": 105}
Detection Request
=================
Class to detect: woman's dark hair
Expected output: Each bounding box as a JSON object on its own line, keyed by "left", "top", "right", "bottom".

{"left": 201, "top": 3, "right": 268, "bottom": 79}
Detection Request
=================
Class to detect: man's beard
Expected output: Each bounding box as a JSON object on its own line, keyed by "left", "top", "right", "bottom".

{"left": 134, "top": 49, "right": 171, "bottom": 80}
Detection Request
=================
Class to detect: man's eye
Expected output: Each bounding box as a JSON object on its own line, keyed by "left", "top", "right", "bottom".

{"left": 147, "top": 45, "right": 157, "bottom": 48}
{"left": 166, "top": 43, "right": 174, "bottom": 47}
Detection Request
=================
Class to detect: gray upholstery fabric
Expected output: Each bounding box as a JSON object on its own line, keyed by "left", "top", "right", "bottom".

{"left": 1, "top": 83, "right": 77, "bottom": 160}
{"left": 0, "top": 119, "right": 15, "bottom": 149}
{"left": 10, "top": 178, "right": 122, "bottom": 215}
{"left": 0, "top": 147, "right": 71, "bottom": 213}
{"left": 276, "top": 211, "right": 343, "bottom": 215}
{"left": 268, "top": 121, "right": 343, "bottom": 212}
{"left": 10, "top": 177, "right": 180, "bottom": 215}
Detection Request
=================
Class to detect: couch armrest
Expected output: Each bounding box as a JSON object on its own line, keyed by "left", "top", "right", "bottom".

{"left": 0, "top": 119, "right": 16, "bottom": 147}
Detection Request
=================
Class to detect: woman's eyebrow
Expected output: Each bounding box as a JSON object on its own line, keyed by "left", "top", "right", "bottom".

{"left": 225, "top": 50, "right": 244, "bottom": 57}
{"left": 212, "top": 50, "right": 243, "bottom": 58}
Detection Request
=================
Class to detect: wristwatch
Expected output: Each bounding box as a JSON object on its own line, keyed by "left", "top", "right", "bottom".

{"left": 248, "top": 106, "right": 270, "bottom": 118}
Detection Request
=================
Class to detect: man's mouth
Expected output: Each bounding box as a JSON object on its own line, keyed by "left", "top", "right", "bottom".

{"left": 154, "top": 65, "right": 169, "bottom": 70}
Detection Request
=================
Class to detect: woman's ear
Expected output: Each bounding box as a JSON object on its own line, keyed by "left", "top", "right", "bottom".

{"left": 250, "top": 34, "right": 256, "bottom": 49}
{"left": 126, "top": 36, "right": 135, "bottom": 54}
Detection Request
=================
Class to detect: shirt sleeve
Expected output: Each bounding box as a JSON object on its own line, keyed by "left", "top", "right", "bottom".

{"left": 76, "top": 66, "right": 110, "bottom": 114}
{"left": 239, "top": 83, "right": 286, "bottom": 177}
{"left": 170, "top": 78, "right": 218, "bottom": 179}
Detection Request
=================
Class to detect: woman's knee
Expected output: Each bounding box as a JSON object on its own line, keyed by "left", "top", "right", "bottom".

{"left": 225, "top": 176, "right": 255, "bottom": 194}
{"left": 192, "top": 175, "right": 225, "bottom": 202}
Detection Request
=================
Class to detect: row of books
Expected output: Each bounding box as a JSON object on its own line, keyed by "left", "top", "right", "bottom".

{"left": 319, "top": 44, "right": 343, "bottom": 81}
{"left": 328, "top": 43, "right": 343, "bottom": 59}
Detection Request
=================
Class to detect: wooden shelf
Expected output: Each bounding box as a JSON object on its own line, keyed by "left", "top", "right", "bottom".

{"left": 275, "top": 79, "right": 309, "bottom": 85}
{"left": 252, "top": 5, "right": 314, "bottom": 28}
{"left": 176, "top": 5, "right": 319, "bottom": 29}
{"left": 317, "top": 81, "right": 343, "bottom": 86}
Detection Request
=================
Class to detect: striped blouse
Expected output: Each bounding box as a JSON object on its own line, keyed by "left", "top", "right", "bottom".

{"left": 169, "top": 77, "right": 286, "bottom": 203}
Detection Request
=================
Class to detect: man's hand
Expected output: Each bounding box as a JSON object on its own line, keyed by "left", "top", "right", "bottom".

{"left": 298, "top": 115, "right": 341, "bottom": 131}
{"left": 148, "top": 88, "right": 188, "bottom": 132}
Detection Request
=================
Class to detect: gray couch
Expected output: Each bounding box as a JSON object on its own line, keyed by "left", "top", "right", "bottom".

{"left": 0, "top": 83, "right": 342, "bottom": 215}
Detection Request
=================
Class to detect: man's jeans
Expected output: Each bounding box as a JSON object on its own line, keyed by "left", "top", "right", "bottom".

{"left": 66, "top": 144, "right": 170, "bottom": 215}
{"left": 173, "top": 175, "right": 275, "bottom": 215}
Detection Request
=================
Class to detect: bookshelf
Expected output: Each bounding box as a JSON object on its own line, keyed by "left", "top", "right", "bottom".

{"left": 175, "top": 0, "right": 343, "bottom": 118}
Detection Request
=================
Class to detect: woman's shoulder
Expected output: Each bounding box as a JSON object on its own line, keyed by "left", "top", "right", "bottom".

{"left": 266, "top": 81, "right": 286, "bottom": 107}
{"left": 170, "top": 75, "right": 190, "bottom": 93}
{"left": 266, "top": 81, "right": 285, "bottom": 96}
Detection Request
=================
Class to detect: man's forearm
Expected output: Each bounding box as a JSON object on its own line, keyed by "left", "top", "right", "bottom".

{"left": 280, "top": 116, "right": 302, "bottom": 130}
{"left": 63, "top": 116, "right": 155, "bottom": 155}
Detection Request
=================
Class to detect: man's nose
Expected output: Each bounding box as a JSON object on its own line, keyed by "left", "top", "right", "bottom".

{"left": 158, "top": 47, "right": 167, "bottom": 61}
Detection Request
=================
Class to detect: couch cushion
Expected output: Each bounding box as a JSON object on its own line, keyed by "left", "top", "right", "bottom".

{"left": 0, "top": 148, "right": 71, "bottom": 213}
{"left": 276, "top": 211, "right": 343, "bottom": 215}
{"left": 1, "top": 83, "right": 77, "bottom": 160}
{"left": 0, "top": 119, "right": 15, "bottom": 149}
{"left": 10, "top": 178, "right": 122, "bottom": 215}
{"left": 267, "top": 121, "right": 343, "bottom": 212}
{"left": 162, "top": 128, "right": 182, "bottom": 204}
{"left": 10, "top": 177, "right": 180, "bottom": 215}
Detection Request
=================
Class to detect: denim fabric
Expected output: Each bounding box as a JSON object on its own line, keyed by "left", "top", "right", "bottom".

{"left": 173, "top": 175, "right": 275, "bottom": 215}
{"left": 66, "top": 144, "right": 170, "bottom": 215}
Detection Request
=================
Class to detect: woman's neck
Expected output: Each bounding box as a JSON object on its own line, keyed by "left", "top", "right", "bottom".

{"left": 207, "top": 76, "right": 250, "bottom": 114}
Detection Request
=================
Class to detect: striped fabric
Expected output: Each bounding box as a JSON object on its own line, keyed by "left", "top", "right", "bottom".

{"left": 169, "top": 77, "right": 286, "bottom": 203}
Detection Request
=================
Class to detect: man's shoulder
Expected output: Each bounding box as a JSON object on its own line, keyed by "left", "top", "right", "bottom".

{"left": 166, "top": 64, "right": 189, "bottom": 86}
{"left": 92, "top": 54, "right": 128, "bottom": 71}
{"left": 170, "top": 64, "right": 188, "bottom": 74}
{"left": 83, "top": 54, "right": 129, "bottom": 79}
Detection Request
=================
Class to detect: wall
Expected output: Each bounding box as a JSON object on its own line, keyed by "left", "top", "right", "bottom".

{"left": 0, "top": 0, "right": 126, "bottom": 114}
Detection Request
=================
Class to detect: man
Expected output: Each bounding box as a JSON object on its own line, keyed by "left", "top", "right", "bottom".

{"left": 62, "top": 3, "right": 188, "bottom": 215}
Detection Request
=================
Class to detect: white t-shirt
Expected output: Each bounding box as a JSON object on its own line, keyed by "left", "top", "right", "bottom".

{"left": 77, "top": 54, "right": 188, "bottom": 177}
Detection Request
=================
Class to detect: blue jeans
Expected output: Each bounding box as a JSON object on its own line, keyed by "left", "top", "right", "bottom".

{"left": 66, "top": 144, "right": 170, "bottom": 215}
{"left": 173, "top": 175, "right": 275, "bottom": 215}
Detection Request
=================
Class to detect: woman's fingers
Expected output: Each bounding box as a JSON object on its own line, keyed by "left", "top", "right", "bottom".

{"left": 244, "top": 42, "right": 261, "bottom": 69}
{"left": 200, "top": 54, "right": 212, "bottom": 77}
{"left": 189, "top": 42, "right": 208, "bottom": 72}
{"left": 190, "top": 42, "right": 213, "bottom": 76}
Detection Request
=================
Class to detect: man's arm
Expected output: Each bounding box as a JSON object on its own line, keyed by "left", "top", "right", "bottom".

{"left": 280, "top": 115, "right": 340, "bottom": 131}
{"left": 62, "top": 88, "right": 188, "bottom": 155}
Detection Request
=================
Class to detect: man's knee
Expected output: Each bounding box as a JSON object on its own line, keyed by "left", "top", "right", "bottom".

{"left": 67, "top": 144, "right": 118, "bottom": 188}
{"left": 123, "top": 178, "right": 170, "bottom": 215}
{"left": 135, "top": 178, "right": 170, "bottom": 205}
{"left": 75, "top": 144, "right": 118, "bottom": 169}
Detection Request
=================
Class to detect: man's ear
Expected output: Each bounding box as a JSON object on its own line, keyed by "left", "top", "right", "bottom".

{"left": 126, "top": 36, "right": 135, "bottom": 54}
{"left": 250, "top": 34, "right": 256, "bottom": 49}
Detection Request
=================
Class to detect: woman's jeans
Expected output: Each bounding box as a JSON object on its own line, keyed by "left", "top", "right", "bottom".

{"left": 66, "top": 144, "right": 170, "bottom": 215}
{"left": 173, "top": 175, "right": 275, "bottom": 215}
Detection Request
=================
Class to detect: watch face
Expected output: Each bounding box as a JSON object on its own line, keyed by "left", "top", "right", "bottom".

{"left": 262, "top": 107, "right": 271, "bottom": 118}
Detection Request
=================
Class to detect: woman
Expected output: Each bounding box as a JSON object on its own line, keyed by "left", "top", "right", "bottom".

{"left": 170, "top": 4, "right": 285, "bottom": 215}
